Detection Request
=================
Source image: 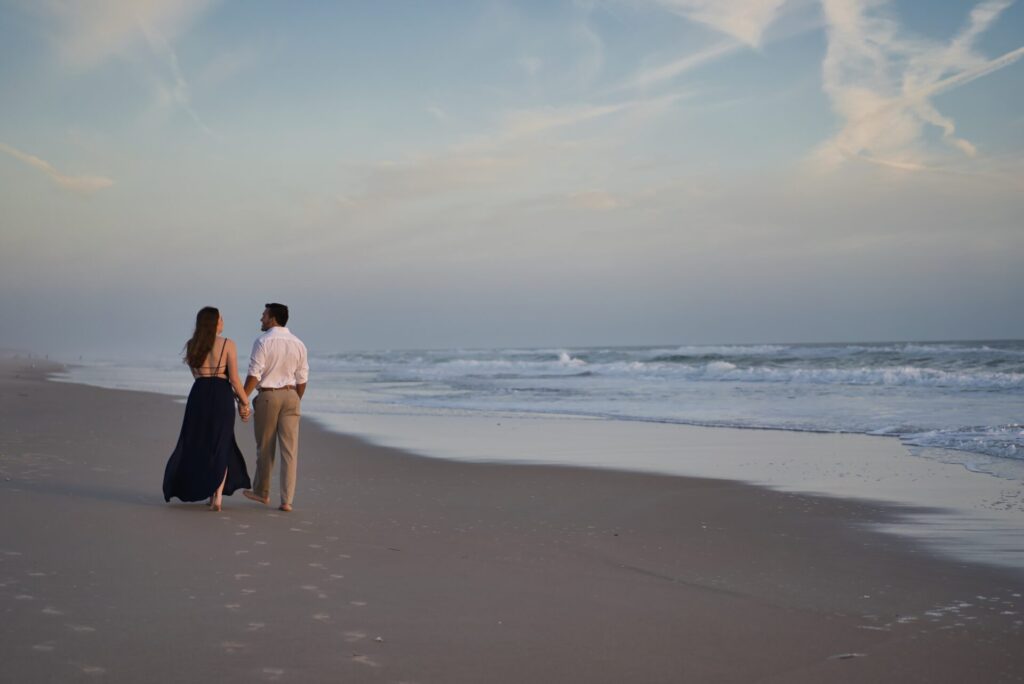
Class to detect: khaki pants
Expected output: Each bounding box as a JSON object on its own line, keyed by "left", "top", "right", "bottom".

{"left": 251, "top": 389, "right": 301, "bottom": 505}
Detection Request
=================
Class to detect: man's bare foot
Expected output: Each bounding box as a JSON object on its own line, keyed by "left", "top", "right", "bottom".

{"left": 243, "top": 490, "right": 270, "bottom": 505}
{"left": 278, "top": 503, "right": 293, "bottom": 512}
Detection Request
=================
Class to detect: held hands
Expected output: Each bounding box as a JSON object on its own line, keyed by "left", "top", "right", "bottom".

{"left": 238, "top": 402, "right": 251, "bottom": 422}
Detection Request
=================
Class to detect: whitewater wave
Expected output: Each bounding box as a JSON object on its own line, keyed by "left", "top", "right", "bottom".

{"left": 902, "top": 425, "right": 1024, "bottom": 461}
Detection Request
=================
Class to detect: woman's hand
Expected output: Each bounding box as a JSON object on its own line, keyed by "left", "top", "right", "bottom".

{"left": 238, "top": 402, "right": 251, "bottom": 422}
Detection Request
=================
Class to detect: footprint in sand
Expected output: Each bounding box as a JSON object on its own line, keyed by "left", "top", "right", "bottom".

{"left": 221, "top": 641, "right": 247, "bottom": 654}
{"left": 351, "top": 654, "right": 379, "bottom": 668}
{"left": 260, "top": 666, "right": 285, "bottom": 680}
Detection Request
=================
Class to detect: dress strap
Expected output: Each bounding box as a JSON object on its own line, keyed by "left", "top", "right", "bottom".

{"left": 216, "top": 338, "right": 228, "bottom": 371}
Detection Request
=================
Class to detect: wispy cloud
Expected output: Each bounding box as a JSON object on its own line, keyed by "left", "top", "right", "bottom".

{"left": 497, "top": 92, "right": 687, "bottom": 139}
{"left": 647, "top": 0, "right": 790, "bottom": 47}
{"left": 816, "top": 0, "right": 1024, "bottom": 171}
{"left": 618, "top": 1, "right": 820, "bottom": 92}
{"left": 332, "top": 92, "right": 687, "bottom": 216}
{"left": 572, "top": 17, "right": 605, "bottom": 85}
{"left": 0, "top": 142, "right": 114, "bottom": 193}
{"left": 139, "top": 24, "right": 217, "bottom": 137}
{"left": 38, "top": 0, "right": 216, "bottom": 69}
{"left": 621, "top": 40, "right": 741, "bottom": 91}
{"left": 33, "top": 0, "right": 219, "bottom": 136}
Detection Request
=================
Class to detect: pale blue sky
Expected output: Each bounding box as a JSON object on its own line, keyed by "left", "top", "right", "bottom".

{"left": 1, "top": 0, "right": 1022, "bottom": 355}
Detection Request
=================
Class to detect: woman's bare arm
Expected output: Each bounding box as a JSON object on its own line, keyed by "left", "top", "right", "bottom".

{"left": 225, "top": 339, "right": 249, "bottom": 409}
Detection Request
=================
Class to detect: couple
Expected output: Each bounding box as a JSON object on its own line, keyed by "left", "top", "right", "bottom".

{"left": 162, "top": 303, "right": 309, "bottom": 513}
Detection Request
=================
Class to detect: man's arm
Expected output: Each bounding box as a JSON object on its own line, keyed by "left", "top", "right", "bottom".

{"left": 295, "top": 341, "right": 309, "bottom": 400}
{"left": 244, "top": 338, "right": 264, "bottom": 399}
{"left": 243, "top": 375, "right": 260, "bottom": 397}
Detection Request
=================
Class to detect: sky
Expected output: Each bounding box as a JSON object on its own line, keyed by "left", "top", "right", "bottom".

{"left": 1, "top": 0, "right": 1022, "bottom": 356}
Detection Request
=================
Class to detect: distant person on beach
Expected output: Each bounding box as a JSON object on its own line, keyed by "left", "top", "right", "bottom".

{"left": 241, "top": 303, "right": 309, "bottom": 513}
{"left": 163, "top": 307, "right": 253, "bottom": 511}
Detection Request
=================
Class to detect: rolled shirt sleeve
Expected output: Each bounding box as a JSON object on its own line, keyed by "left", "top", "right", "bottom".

{"left": 247, "top": 339, "right": 266, "bottom": 381}
{"left": 295, "top": 343, "right": 309, "bottom": 385}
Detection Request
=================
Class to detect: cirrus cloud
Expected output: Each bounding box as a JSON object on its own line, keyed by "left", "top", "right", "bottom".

{"left": 0, "top": 142, "right": 114, "bottom": 194}
{"left": 816, "top": 0, "right": 1024, "bottom": 171}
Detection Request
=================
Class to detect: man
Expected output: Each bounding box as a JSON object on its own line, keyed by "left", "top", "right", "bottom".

{"left": 241, "top": 303, "right": 309, "bottom": 512}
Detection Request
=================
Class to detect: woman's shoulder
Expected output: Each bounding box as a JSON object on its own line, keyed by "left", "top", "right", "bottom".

{"left": 222, "top": 337, "right": 237, "bottom": 349}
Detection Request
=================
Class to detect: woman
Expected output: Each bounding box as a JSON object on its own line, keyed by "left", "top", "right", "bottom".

{"left": 163, "top": 307, "right": 252, "bottom": 511}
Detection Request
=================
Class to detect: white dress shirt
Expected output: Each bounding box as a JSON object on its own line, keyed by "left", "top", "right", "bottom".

{"left": 247, "top": 326, "right": 309, "bottom": 389}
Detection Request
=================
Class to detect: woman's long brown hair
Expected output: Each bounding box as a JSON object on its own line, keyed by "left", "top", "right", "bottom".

{"left": 184, "top": 306, "right": 220, "bottom": 369}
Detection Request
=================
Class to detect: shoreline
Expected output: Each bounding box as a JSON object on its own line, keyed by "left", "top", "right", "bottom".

{"left": 41, "top": 356, "right": 1024, "bottom": 573}
{"left": 3, "top": 359, "right": 1024, "bottom": 682}
{"left": 307, "top": 406, "right": 1024, "bottom": 574}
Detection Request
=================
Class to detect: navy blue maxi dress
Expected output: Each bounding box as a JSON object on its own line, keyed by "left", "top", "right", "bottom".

{"left": 163, "top": 342, "right": 251, "bottom": 502}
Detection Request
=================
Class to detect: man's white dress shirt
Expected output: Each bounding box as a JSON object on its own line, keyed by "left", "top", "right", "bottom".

{"left": 247, "top": 326, "right": 309, "bottom": 389}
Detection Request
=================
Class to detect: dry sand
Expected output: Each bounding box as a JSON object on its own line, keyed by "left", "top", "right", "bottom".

{"left": 2, "top": 359, "right": 1023, "bottom": 683}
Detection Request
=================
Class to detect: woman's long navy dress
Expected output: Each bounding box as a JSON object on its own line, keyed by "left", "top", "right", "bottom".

{"left": 163, "top": 342, "right": 251, "bottom": 502}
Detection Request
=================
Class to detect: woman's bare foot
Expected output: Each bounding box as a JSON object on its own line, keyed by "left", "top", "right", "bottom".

{"left": 210, "top": 469, "right": 227, "bottom": 511}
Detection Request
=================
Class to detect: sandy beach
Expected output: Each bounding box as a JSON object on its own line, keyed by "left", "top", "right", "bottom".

{"left": 2, "top": 358, "right": 1023, "bottom": 683}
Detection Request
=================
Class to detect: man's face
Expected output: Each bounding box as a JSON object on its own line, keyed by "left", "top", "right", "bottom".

{"left": 260, "top": 308, "right": 274, "bottom": 331}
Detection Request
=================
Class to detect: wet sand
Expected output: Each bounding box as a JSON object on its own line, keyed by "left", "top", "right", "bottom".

{"left": 2, "top": 359, "right": 1023, "bottom": 683}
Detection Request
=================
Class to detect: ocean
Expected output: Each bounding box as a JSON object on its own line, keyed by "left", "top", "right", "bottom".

{"left": 56, "top": 339, "right": 1024, "bottom": 481}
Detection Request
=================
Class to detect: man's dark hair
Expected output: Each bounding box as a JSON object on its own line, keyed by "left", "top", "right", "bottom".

{"left": 265, "top": 302, "right": 289, "bottom": 327}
